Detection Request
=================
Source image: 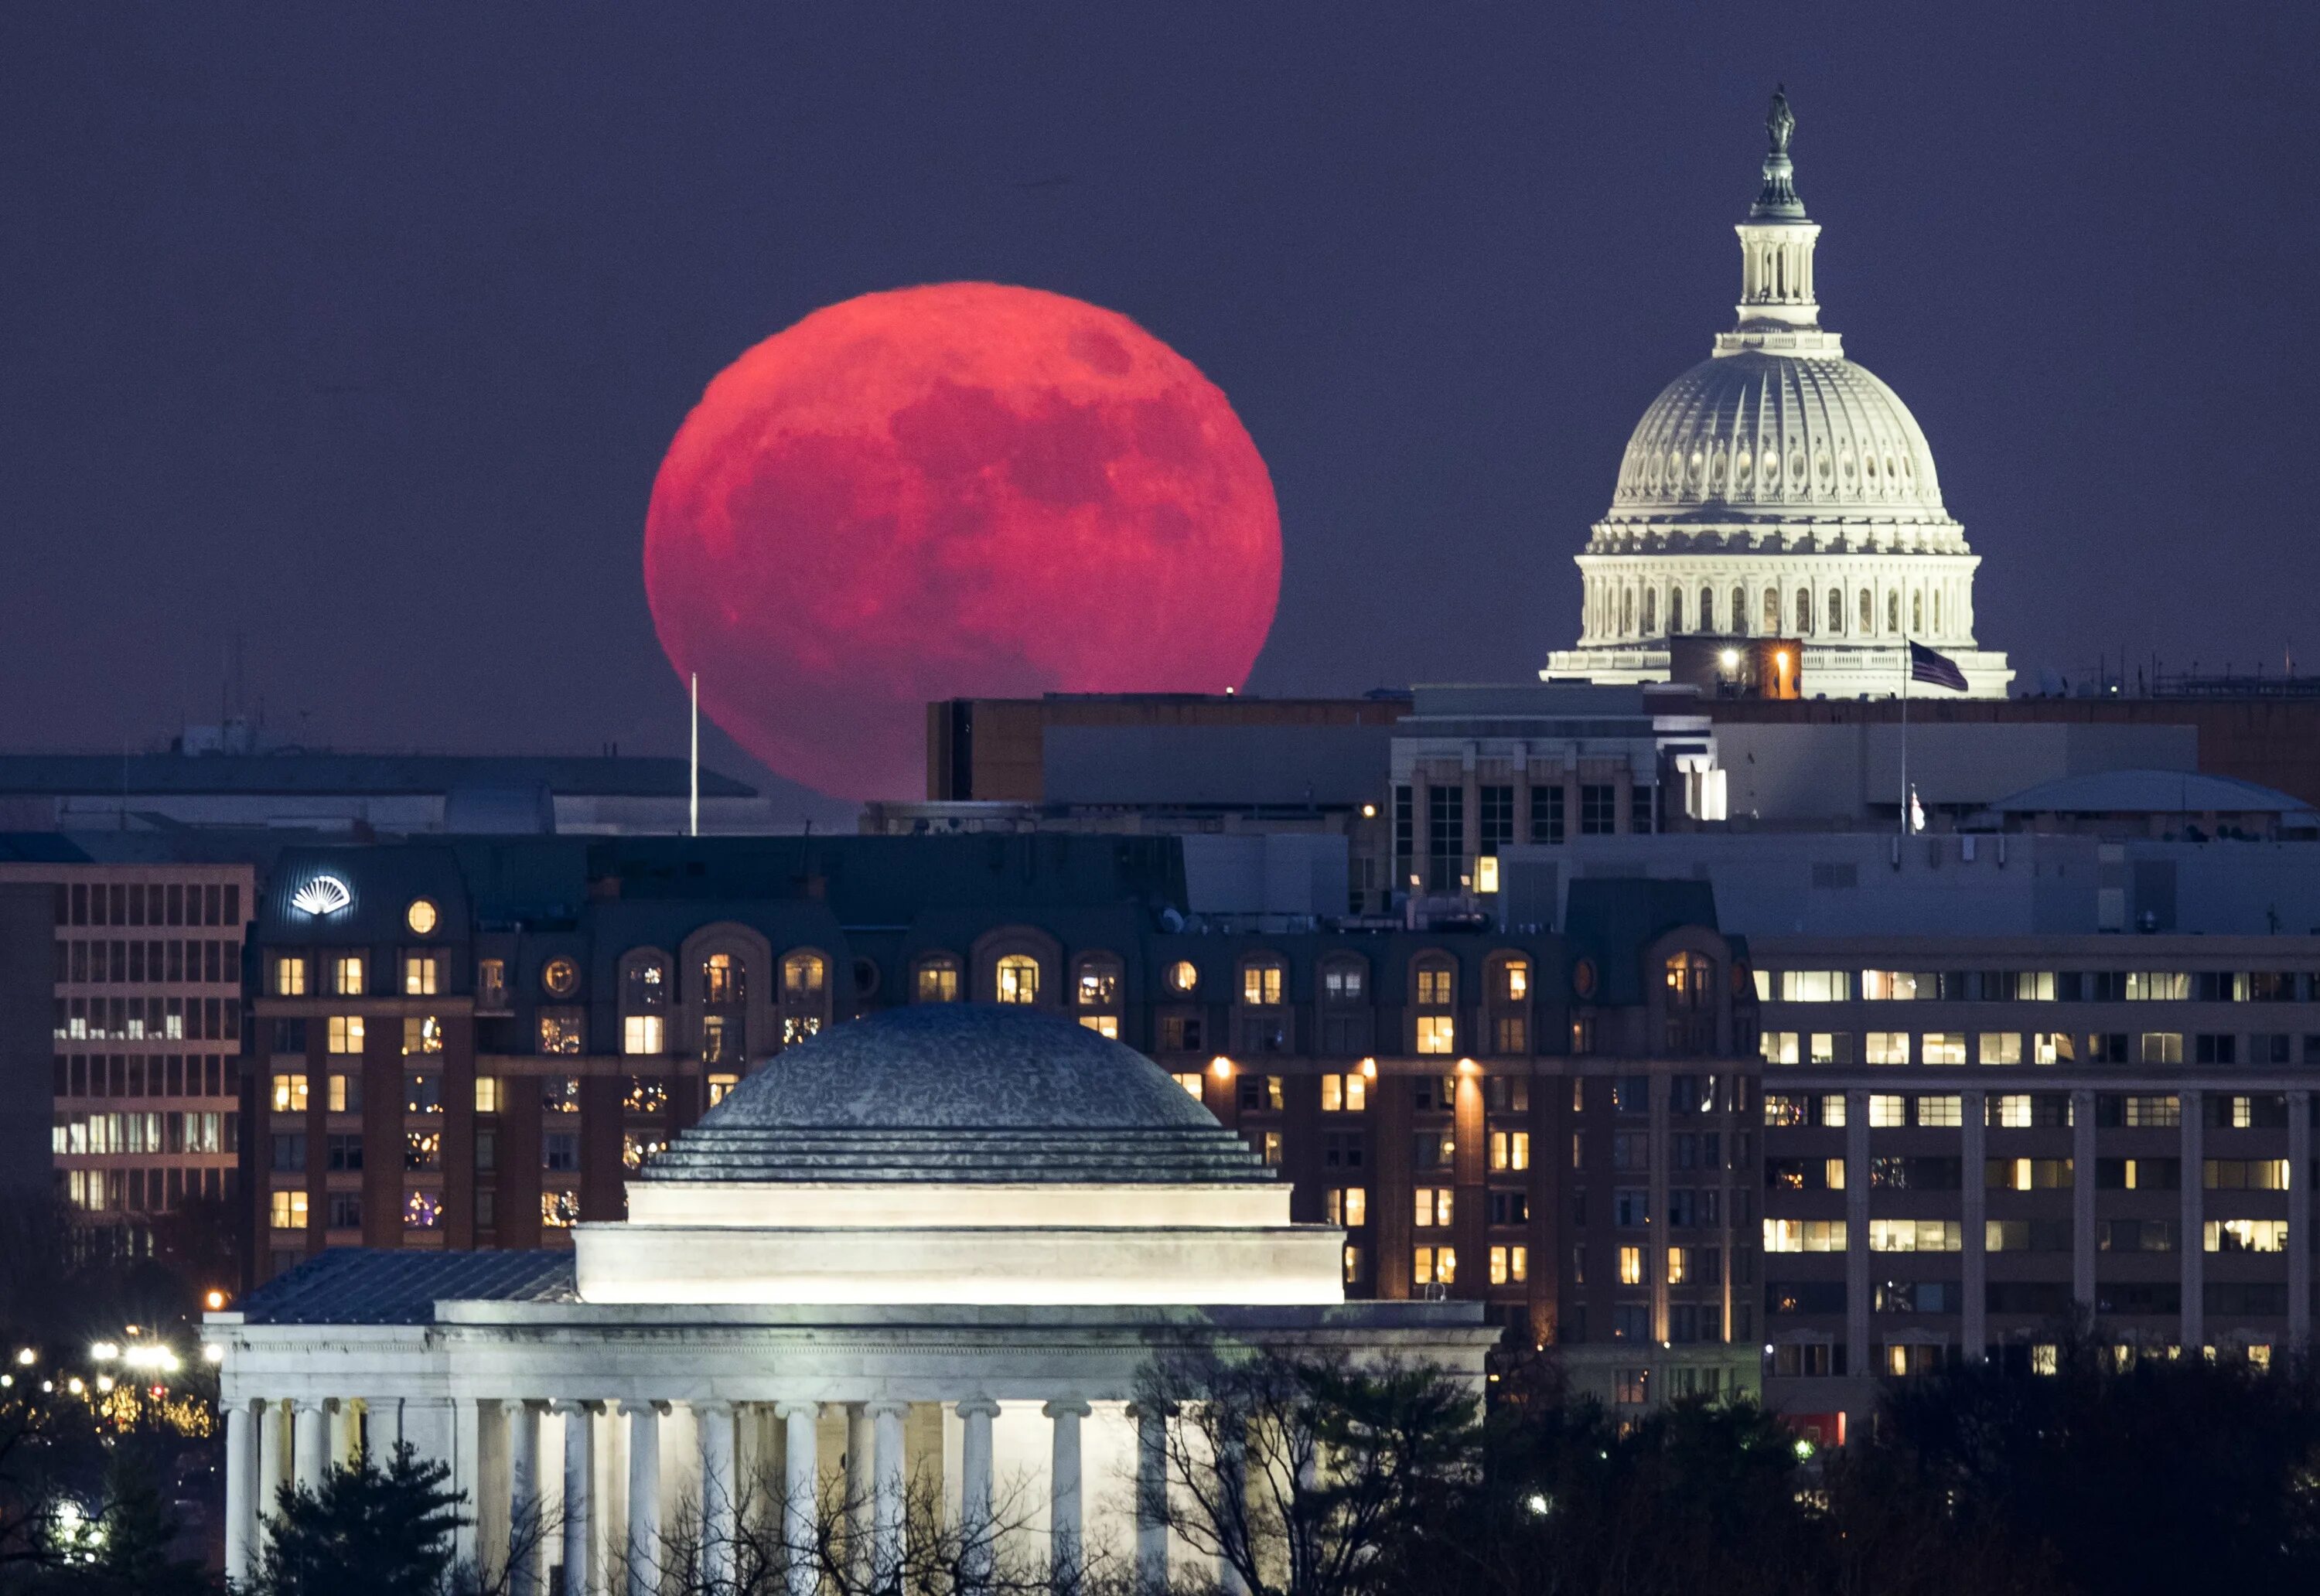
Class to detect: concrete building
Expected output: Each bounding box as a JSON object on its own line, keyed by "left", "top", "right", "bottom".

{"left": 209, "top": 1004, "right": 1499, "bottom": 1593}
{"left": 0, "top": 845, "right": 254, "bottom": 1247}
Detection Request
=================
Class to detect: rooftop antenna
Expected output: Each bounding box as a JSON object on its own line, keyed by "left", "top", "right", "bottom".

{"left": 689, "top": 671, "right": 700, "bottom": 838}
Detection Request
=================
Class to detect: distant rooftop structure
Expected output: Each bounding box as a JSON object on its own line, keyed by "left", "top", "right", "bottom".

{"left": 0, "top": 747, "right": 798, "bottom": 837}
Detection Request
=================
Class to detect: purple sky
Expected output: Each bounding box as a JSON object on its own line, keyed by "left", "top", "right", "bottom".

{"left": 4, "top": 5, "right": 2315, "bottom": 803}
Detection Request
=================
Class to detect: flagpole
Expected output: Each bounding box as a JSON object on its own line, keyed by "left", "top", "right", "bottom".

{"left": 1899, "top": 636, "right": 1909, "bottom": 836}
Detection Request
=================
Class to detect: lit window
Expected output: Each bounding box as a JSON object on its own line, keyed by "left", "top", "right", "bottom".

{"left": 1868, "top": 1219, "right": 1962, "bottom": 1253}
{"left": 1489, "top": 1245, "right": 1530, "bottom": 1286}
{"left": 1165, "top": 960, "right": 1199, "bottom": 994}
{"left": 1413, "top": 1246, "right": 1456, "bottom": 1286}
{"left": 326, "top": 1016, "right": 363, "bottom": 1055}
{"left": 2206, "top": 1219, "right": 2291, "bottom": 1253}
{"left": 995, "top": 955, "right": 1040, "bottom": 1005}
{"left": 1868, "top": 1094, "right": 1907, "bottom": 1127}
{"left": 1498, "top": 960, "right": 1529, "bottom": 1001}
{"left": 332, "top": 957, "right": 364, "bottom": 997}
{"left": 1761, "top": 1032, "right": 1800, "bottom": 1066}
{"left": 474, "top": 1076, "right": 501, "bottom": 1113}
{"left": 1416, "top": 1016, "right": 1456, "bottom": 1055}
{"left": 1322, "top": 963, "right": 1365, "bottom": 1001}
{"left": 1077, "top": 963, "right": 1120, "bottom": 1008}
{"left": 478, "top": 958, "right": 507, "bottom": 1008}
{"left": 1414, "top": 1188, "right": 1454, "bottom": 1228}
{"left": 1321, "top": 1073, "right": 1368, "bottom": 1112}
{"left": 328, "top": 1074, "right": 357, "bottom": 1113}
{"left": 1663, "top": 953, "right": 1712, "bottom": 1011}
{"left": 1979, "top": 1032, "right": 2022, "bottom": 1066}
{"left": 405, "top": 899, "right": 438, "bottom": 936}
{"left": 1172, "top": 1072, "right": 1203, "bottom": 1099}
{"left": 1667, "top": 1246, "right": 1689, "bottom": 1284}
{"left": 1920, "top": 1033, "right": 1967, "bottom": 1066}
{"left": 542, "top": 958, "right": 579, "bottom": 998}
{"left": 538, "top": 1011, "right": 585, "bottom": 1055}
{"left": 275, "top": 957, "right": 307, "bottom": 998}
{"left": 783, "top": 952, "right": 826, "bottom": 1001}
{"left": 403, "top": 1192, "right": 442, "bottom": 1230}
{"left": 404, "top": 955, "right": 440, "bottom": 997}
{"left": 1916, "top": 1095, "right": 1963, "bottom": 1128}
{"left": 1762, "top": 1219, "right": 1847, "bottom": 1253}
{"left": 270, "top": 1190, "right": 307, "bottom": 1229}
{"left": 540, "top": 1192, "right": 578, "bottom": 1229}
{"left": 541, "top": 1076, "right": 581, "bottom": 1114}
{"left": 1242, "top": 962, "right": 1285, "bottom": 1006}
{"left": 1865, "top": 1032, "right": 1911, "bottom": 1066}
{"left": 401, "top": 1016, "right": 442, "bottom": 1056}
{"left": 701, "top": 953, "right": 742, "bottom": 1004}
{"left": 1416, "top": 965, "right": 1455, "bottom": 1006}
{"left": 271, "top": 1073, "right": 309, "bottom": 1113}
{"left": 707, "top": 1073, "right": 739, "bottom": 1107}
{"left": 1079, "top": 1015, "right": 1120, "bottom": 1039}
{"left": 623, "top": 1134, "right": 667, "bottom": 1173}
{"left": 1326, "top": 1187, "right": 1368, "bottom": 1226}
{"left": 1618, "top": 1246, "right": 1645, "bottom": 1285}
{"left": 1343, "top": 1245, "right": 1363, "bottom": 1285}
{"left": 1489, "top": 1130, "right": 1530, "bottom": 1171}
{"left": 623, "top": 1015, "right": 666, "bottom": 1055}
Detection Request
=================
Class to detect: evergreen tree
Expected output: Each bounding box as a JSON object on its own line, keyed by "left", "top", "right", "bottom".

{"left": 249, "top": 1443, "right": 467, "bottom": 1596}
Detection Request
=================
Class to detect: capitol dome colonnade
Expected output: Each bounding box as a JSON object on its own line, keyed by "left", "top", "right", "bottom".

{"left": 210, "top": 1008, "right": 1493, "bottom": 1594}
{"left": 1544, "top": 91, "right": 2011, "bottom": 698}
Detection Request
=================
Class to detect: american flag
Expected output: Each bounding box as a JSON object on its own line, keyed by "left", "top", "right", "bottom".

{"left": 1909, "top": 640, "right": 1968, "bottom": 692}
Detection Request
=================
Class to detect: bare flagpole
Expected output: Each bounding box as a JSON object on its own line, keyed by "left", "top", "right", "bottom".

{"left": 1899, "top": 636, "right": 1910, "bottom": 835}
{"left": 689, "top": 671, "right": 700, "bottom": 839}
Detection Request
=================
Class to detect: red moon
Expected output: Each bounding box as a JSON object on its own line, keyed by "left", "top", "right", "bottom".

{"left": 643, "top": 282, "right": 1282, "bottom": 799}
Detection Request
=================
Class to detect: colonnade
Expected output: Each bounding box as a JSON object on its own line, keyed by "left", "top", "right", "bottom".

{"left": 225, "top": 1394, "right": 1182, "bottom": 1594}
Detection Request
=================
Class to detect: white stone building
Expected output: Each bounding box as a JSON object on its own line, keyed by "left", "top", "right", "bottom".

{"left": 1544, "top": 91, "right": 2012, "bottom": 700}
{"left": 210, "top": 1005, "right": 1493, "bottom": 1593}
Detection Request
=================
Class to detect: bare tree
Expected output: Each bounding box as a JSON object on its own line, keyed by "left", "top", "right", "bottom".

{"left": 1131, "top": 1345, "right": 1481, "bottom": 1596}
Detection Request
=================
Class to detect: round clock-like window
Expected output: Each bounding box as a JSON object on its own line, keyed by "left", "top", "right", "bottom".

{"left": 405, "top": 898, "right": 439, "bottom": 936}
{"left": 1165, "top": 960, "right": 1199, "bottom": 994}
{"left": 542, "top": 957, "right": 579, "bottom": 997}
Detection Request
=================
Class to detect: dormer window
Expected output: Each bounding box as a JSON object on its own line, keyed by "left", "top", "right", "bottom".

{"left": 995, "top": 955, "right": 1039, "bottom": 1005}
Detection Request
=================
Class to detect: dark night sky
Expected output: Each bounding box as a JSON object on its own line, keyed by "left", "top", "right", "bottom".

{"left": 5, "top": 5, "right": 2317, "bottom": 805}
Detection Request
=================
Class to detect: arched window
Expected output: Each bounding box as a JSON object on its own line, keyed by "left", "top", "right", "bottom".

{"left": 701, "top": 952, "right": 744, "bottom": 1006}
{"left": 620, "top": 951, "right": 667, "bottom": 1056}
{"left": 1912, "top": 591, "right": 1923, "bottom": 634}
{"left": 1827, "top": 588, "right": 1843, "bottom": 635}
{"left": 780, "top": 951, "right": 827, "bottom": 1045}
{"left": 1931, "top": 588, "right": 1941, "bottom": 634}
{"left": 1667, "top": 588, "right": 1684, "bottom": 634}
{"left": 1795, "top": 588, "right": 1812, "bottom": 634}
{"left": 1641, "top": 588, "right": 1657, "bottom": 636}
{"left": 1664, "top": 952, "right": 1713, "bottom": 1011}
{"left": 1858, "top": 589, "right": 1873, "bottom": 634}
{"left": 915, "top": 956, "right": 960, "bottom": 1003}
{"left": 1076, "top": 955, "right": 1123, "bottom": 1038}
{"left": 782, "top": 952, "right": 825, "bottom": 1002}
{"left": 1762, "top": 588, "right": 1780, "bottom": 636}
{"left": 1887, "top": 592, "right": 1900, "bottom": 633}
{"left": 1699, "top": 585, "right": 1715, "bottom": 632}
{"left": 1620, "top": 586, "right": 1634, "bottom": 636}
{"left": 1731, "top": 586, "right": 1748, "bottom": 636}
{"left": 1497, "top": 957, "right": 1530, "bottom": 1003}
{"left": 995, "top": 954, "right": 1040, "bottom": 1005}
{"left": 1241, "top": 957, "right": 1285, "bottom": 1007}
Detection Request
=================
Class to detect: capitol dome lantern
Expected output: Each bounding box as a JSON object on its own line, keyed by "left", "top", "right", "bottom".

{"left": 1544, "top": 89, "right": 2012, "bottom": 698}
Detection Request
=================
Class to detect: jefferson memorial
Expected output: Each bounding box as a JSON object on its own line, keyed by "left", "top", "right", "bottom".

{"left": 210, "top": 1007, "right": 1492, "bottom": 1592}
{"left": 1543, "top": 91, "right": 2013, "bottom": 697}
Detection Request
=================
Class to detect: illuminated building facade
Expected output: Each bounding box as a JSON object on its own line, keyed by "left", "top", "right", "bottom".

{"left": 241, "top": 837, "right": 1763, "bottom": 1417}
{"left": 0, "top": 854, "right": 252, "bottom": 1250}
{"left": 1544, "top": 92, "right": 2012, "bottom": 699}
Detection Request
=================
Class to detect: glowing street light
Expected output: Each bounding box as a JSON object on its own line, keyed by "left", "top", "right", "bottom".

{"left": 14, "top": 1349, "right": 34, "bottom": 1367}
{"left": 89, "top": 1342, "right": 119, "bottom": 1363}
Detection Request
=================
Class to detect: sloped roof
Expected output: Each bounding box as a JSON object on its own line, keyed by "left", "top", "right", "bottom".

{"left": 1563, "top": 877, "right": 1722, "bottom": 1005}
{"left": 1991, "top": 769, "right": 2312, "bottom": 816}
{"left": 237, "top": 1249, "right": 575, "bottom": 1325}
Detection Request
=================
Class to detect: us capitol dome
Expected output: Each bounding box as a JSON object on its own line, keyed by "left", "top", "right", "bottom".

{"left": 1542, "top": 90, "right": 2012, "bottom": 697}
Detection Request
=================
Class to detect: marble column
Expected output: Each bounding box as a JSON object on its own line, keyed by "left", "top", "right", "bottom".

{"left": 225, "top": 1400, "right": 256, "bottom": 1585}
{"left": 956, "top": 1398, "right": 999, "bottom": 1585}
{"left": 777, "top": 1402, "right": 821, "bottom": 1596}
{"left": 697, "top": 1401, "right": 736, "bottom": 1592}
{"left": 1131, "top": 1402, "right": 1170, "bottom": 1589}
{"left": 329, "top": 1398, "right": 357, "bottom": 1470}
{"left": 1216, "top": 1422, "right": 1248, "bottom": 1596}
{"left": 870, "top": 1400, "right": 908, "bottom": 1589}
{"left": 368, "top": 1396, "right": 404, "bottom": 1461}
{"left": 506, "top": 1400, "right": 541, "bottom": 1596}
{"left": 293, "top": 1400, "right": 328, "bottom": 1493}
{"left": 624, "top": 1402, "right": 663, "bottom": 1596}
{"left": 257, "top": 1400, "right": 285, "bottom": 1553}
{"left": 1042, "top": 1400, "right": 1090, "bottom": 1591}
{"left": 554, "top": 1401, "right": 595, "bottom": 1596}
{"left": 846, "top": 1403, "right": 874, "bottom": 1587}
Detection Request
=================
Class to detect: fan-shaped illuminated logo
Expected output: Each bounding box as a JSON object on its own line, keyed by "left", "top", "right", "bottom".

{"left": 290, "top": 875, "right": 353, "bottom": 917}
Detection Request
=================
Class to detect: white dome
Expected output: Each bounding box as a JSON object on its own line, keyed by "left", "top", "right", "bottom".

{"left": 1611, "top": 350, "right": 1946, "bottom": 521}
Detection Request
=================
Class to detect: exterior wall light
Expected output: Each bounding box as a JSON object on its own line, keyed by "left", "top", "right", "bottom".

{"left": 1210, "top": 1055, "right": 1233, "bottom": 1079}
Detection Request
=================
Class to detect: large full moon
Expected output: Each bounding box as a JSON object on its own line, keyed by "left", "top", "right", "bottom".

{"left": 643, "top": 282, "right": 1282, "bottom": 799}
